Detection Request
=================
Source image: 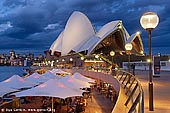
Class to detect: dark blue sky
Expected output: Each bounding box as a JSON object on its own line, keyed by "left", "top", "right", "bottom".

{"left": 0, "top": 0, "right": 169, "bottom": 55}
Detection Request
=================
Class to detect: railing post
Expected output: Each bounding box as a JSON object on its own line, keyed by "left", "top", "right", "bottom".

{"left": 125, "top": 83, "right": 138, "bottom": 106}
{"left": 125, "top": 78, "right": 136, "bottom": 95}
{"left": 128, "top": 93, "right": 141, "bottom": 113}
{"left": 122, "top": 73, "right": 128, "bottom": 85}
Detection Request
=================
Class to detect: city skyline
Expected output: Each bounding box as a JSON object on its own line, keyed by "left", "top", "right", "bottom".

{"left": 0, "top": 0, "right": 170, "bottom": 55}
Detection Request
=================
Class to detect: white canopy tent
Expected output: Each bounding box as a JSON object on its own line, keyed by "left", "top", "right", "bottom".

{"left": 14, "top": 79, "right": 83, "bottom": 113}
{"left": 24, "top": 73, "right": 49, "bottom": 84}
{"left": 14, "top": 79, "right": 83, "bottom": 99}
{"left": 72, "top": 72, "right": 95, "bottom": 83}
{"left": 0, "top": 85, "right": 18, "bottom": 97}
{"left": 58, "top": 75, "right": 90, "bottom": 89}
{"left": 50, "top": 69, "right": 59, "bottom": 74}
{"left": 0, "top": 75, "right": 37, "bottom": 89}
{"left": 50, "top": 69, "right": 70, "bottom": 75}
{"left": 42, "top": 71, "right": 61, "bottom": 79}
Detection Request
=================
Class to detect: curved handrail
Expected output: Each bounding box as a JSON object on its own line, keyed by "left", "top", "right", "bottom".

{"left": 114, "top": 69, "right": 144, "bottom": 113}
{"left": 85, "top": 68, "right": 144, "bottom": 113}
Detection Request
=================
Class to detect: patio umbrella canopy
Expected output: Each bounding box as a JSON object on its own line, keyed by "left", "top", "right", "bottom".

{"left": 73, "top": 72, "right": 95, "bottom": 83}
{"left": 14, "top": 79, "right": 83, "bottom": 99}
{"left": 0, "top": 85, "right": 18, "bottom": 97}
{"left": 58, "top": 75, "right": 91, "bottom": 89}
{"left": 0, "top": 75, "right": 37, "bottom": 89}
{"left": 50, "top": 69, "right": 70, "bottom": 75}
{"left": 24, "top": 73, "right": 49, "bottom": 84}
{"left": 42, "top": 71, "right": 61, "bottom": 79}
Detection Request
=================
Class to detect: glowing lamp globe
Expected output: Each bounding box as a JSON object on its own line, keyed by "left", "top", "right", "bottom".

{"left": 125, "top": 43, "right": 133, "bottom": 51}
{"left": 110, "top": 51, "right": 115, "bottom": 56}
{"left": 140, "top": 12, "right": 159, "bottom": 29}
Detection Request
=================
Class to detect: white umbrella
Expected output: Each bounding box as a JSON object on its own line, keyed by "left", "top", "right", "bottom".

{"left": 24, "top": 73, "right": 49, "bottom": 84}
{"left": 14, "top": 79, "right": 83, "bottom": 113}
{"left": 42, "top": 71, "right": 61, "bottom": 79}
{"left": 0, "top": 75, "right": 37, "bottom": 89}
{"left": 58, "top": 75, "right": 90, "bottom": 89}
{"left": 50, "top": 69, "right": 59, "bottom": 73}
{"left": 73, "top": 72, "right": 95, "bottom": 83}
{"left": 14, "top": 79, "right": 83, "bottom": 99}
{"left": 0, "top": 85, "right": 18, "bottom": 97}
{"left": 50, "top": 69, "right": 70, "bottom": 75}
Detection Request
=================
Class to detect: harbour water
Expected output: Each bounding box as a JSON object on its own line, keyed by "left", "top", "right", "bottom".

{"left": 0, "top": 66, "right": 28, "bottom": 82}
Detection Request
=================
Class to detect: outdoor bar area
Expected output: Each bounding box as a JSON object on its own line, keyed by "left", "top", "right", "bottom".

{"left": 0, "top": 68, "right": 119, "bottom": 113}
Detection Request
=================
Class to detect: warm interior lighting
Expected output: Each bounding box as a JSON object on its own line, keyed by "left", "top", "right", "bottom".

{"left": 84, "top": 60, "right": 104, "bottom": 63}
{"left": 147, "top": 59, "right": 151, "bottom": 62}
{"left": 140, "top": 50, "right": 144, "bottom": 55}
{"left": 95, "top": 54, "right": 99, "bottom": 59}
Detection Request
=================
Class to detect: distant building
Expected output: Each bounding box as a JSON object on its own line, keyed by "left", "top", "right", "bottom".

{"left": 0, "top": 50, "right": 42, "bottom": 66}
{"left": 10, "top": 50, "right": 15, "bottom": 60}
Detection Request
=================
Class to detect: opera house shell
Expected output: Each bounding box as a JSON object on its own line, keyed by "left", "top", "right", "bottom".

{"left": 49, "top": 11, "right": 144, "bottom": 57}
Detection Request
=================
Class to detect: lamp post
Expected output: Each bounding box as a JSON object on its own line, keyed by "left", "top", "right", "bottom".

{"left": 125, "top": 43, "right": 133, "bottom": 72}
{"left": 110, "top": 51, "right": 115, "bottom": 75}
{"left": 140, "top": 11, "right": 159, "bottom": 111}
{"left": 95, "top": 54, "right": 99, "bottom": 71}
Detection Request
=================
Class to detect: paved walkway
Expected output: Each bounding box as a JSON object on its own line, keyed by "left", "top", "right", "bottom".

{"left": 85, "top": 91, "right": 114, "bottom": 113}
{"left": 135, "top": 70, "right": 170, "bottom": 113}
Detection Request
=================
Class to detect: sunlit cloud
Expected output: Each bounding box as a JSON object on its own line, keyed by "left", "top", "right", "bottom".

{"left": 0, "top": 21, "right": 12, "bottom": 32}
{"left": 44, "top": 23, "right": 60, "bottom": 30}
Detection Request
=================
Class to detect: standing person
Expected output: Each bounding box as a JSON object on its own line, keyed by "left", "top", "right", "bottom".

{"left": 132, "top": 63, "right": 136, "bottom": 75}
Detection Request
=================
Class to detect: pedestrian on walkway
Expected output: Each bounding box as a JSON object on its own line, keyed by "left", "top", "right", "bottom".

{"left": 132, "top": 63, "right": 136, "bottom": 75}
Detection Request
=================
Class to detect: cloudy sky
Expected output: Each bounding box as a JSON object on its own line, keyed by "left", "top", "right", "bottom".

{"left": 0, "top": 0, "right": 169, "bottom": 55}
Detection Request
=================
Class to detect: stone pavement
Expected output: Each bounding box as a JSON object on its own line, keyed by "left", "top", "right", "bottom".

{"left": 85, "top": 91, "right": 114, "bottom": 113}
{"left": 135, "top": 70, "right": 170, "bottom": 113}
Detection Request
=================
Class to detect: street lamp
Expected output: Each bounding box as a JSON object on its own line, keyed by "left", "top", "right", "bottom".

{"left": 110, "top": 51, "right": 115, "bottom": 75}
{"left": 70, "top": 58, "right": 73, "bottom": 62}
{"left": 125, "top": 43, "right": 133, "bottom": 72}
{"left": 80, "top": 57, "right": 84, "bottom": 60}
{"left": 95, "top": 54, "right": 100, "bottom": 71}
{"left": 140, "top": 11, "right": 159, "bottom": 111}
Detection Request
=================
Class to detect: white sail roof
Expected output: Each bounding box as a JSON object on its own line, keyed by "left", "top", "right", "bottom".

{"left": 61, "top": 11, "right": 95, "bottom": 55}
{"left": 87, "top": 27, "right": 119, "bottom": 54}
{"left": 126, "top": 32, "right": 144, "bottom": 55}
{"left": 96, "top": 20, "right": 120, "bottom": 38}
{"left": 73, "top": 35, "right": 100, "bottom": 53}
{"left": 49, "top": 11, "right": 144, "bottom": 56}
{"left": 50, "top": 31, "right": 63, "bottom": 55}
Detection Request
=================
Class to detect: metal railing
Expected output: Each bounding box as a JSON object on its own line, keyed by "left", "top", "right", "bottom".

{"left": 115, "top": 69, "right": 144, "bottom": 113}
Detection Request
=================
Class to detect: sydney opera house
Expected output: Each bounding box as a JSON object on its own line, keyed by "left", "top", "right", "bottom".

{"left": 45, "top": 11, "right": 144, "bottom": 67}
